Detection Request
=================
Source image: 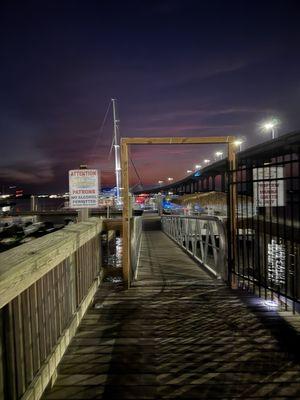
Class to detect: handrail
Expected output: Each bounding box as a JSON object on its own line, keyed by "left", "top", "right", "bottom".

{"left": 161, "top": 215, "right": 228, "bottom": 280}
{"left": 0, "top": 217, "right": 103, "bottom": 309}
{"left": 0, "top": 217, "right": 104, "bottom": 400}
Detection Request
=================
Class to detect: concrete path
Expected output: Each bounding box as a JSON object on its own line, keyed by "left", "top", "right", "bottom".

{"left": 43, "top": 217, "right": 300, "bottom": 399}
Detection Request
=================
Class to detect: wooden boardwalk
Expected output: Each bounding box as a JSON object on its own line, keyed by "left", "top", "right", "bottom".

{"left": 43, "top": 217, "right": 300, "bottom": 399}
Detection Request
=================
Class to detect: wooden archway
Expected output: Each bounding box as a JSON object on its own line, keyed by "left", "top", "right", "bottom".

{"left": 121, "top": 136, "right": 237, "bottom": 285}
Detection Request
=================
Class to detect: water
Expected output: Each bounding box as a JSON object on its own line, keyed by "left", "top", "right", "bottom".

{"left": 5, "top": 198, "right": 65, "bottom": 213}
{"left": 103, "top": 237, "right": 123, "bottom": 268}
{"left": 103, "top": 236, "right": 124, "bottom": 284}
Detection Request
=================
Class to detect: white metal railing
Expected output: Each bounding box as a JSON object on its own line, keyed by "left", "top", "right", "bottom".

{"left": 130, "top": 216, "right": 143, "bottom": 280}
{"left": 161, "top": 215, "right": 228, "bottom": 280}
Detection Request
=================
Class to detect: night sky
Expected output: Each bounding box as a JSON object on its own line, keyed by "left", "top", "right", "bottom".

{"left": 1, "top": 0, "right": 300, "bottom": 193}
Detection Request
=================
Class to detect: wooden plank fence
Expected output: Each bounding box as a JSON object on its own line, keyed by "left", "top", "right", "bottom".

{"left": 0, "top": 218, "right": 104, "bottom": 400}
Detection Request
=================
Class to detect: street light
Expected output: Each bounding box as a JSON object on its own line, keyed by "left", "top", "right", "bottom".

{"left": 167, "top": 177, "right": 173, "bottom": 182}
{"left": 262, "top": 120, "right": 279, "bottom": 139}
{"left": 203, "top": 159, "right": 210, "bottom": 164}
{"left": 195, "top": 164, "right": 202, "bottom": 169}
{"left": 234, "top": 140, "right": 243, "bottom": 152}
{"left": 187, "top": 170, "right": 192, "bottom": 174}
{"left": 215, "top": 151, "right": 223, "bottom": 160}
{"left": 158, "top": 180, "right": 164, "bottom": 185}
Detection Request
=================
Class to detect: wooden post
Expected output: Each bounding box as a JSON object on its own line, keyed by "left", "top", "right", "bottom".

{"left": 77, "top": 165, "right": 91, "bottom": 222}
{"left": 78, "top": 208, "right": 89, "bottom": 222}
{"left": 121, "top": 139, "right": 130, "bottom": 284}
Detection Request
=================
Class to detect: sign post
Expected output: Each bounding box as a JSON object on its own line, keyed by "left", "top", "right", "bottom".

{"left": 69, "top": 169, "right": 99, "bottom": 221}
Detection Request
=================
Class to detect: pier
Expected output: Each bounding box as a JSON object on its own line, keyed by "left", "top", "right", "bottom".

{"left": 0, "top": 132, "right": 299, "bottom": 399}
{"left": 42, "top": 216, "right": 300, "bottom": 399}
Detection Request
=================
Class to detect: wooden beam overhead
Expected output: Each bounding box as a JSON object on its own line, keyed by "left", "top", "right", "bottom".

{"left": 122, "top": 136, "right": 236, "bottom": 145}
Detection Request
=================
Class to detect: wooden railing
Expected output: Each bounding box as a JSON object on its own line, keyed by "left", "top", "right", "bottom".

{"left": 0, "top": 217, "right": 104, "bottom": 400}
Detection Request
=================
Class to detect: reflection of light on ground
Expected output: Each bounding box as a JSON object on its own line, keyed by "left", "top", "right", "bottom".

{"left": 263, "top": 300, "right": 278, "bottom": 309}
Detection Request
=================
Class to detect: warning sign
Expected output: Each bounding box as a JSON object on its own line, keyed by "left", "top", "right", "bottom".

{"left": 69, "top": 169, "right": 99, "bottom": 208}
{"left": 253, "top": 166, "right": 284, "bottom": 207}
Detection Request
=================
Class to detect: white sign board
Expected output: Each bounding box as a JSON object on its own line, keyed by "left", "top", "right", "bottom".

{"left": 253, "top": 166, "right": 284, "bottom": 207}
{"left": 69, "top": 169, "right": 99, "bottom": 208}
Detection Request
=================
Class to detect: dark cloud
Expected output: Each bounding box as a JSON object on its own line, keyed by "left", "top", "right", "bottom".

{"left": 0, "top": 0, "right": 300, "bottom": 192}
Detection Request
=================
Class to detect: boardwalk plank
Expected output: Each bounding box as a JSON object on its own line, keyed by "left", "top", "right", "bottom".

{"left": 43, "top": 217, "right": 300, "bottom": 399}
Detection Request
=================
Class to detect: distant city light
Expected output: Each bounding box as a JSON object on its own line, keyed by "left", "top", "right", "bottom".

{"left": 186, "top": 170, "right": 192, "bottom": 173}
{"left": 215, "top": 151, "right": 223, "bottom": 159}
{"left": 203, "top": 159, "right": 210, "bottom": 164}
{"left": 195, "top": 164, "right": 202, "bottom": 169}
{"left": 158, "top": 180, "right": 164, "bottom": 184}
{"left": 167, "top": 177, "right": 174, "bottom": 181}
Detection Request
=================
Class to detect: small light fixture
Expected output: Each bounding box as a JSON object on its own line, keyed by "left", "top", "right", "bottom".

{"left": 234, "top": 140, "right": 243, "bottom": 152}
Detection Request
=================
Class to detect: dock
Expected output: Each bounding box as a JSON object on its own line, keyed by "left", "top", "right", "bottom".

{"left": 42, "top": 217, "right": 300, "bottom": 399}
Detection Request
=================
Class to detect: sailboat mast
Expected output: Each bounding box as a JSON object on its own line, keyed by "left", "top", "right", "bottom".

{"left": 111, "top": 98, "right": 121, "bottom": 202}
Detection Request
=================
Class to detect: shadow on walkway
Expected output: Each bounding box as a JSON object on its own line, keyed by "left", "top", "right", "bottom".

{"left": 43, "top": 216, "right": 300, "bottom": 399}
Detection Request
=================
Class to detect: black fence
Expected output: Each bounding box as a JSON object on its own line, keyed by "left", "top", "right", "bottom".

{"left": 229, "top": 136, "right": 300, "bottom": 310}
{"left": 134, "top": 131, "right": 300, "bottom": 309}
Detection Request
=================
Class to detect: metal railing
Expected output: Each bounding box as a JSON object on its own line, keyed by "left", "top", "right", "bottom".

{"left": 161, "top": 215, "right": 227, "bottom": 280}
{"left": 230, "top": 148, "right": 300, "bottom": 309}
{"left": 0, "top": 218, "right": 103, "bottom": 400}
{"left": 130, "top": 216, "right": 143, "bottom": 281}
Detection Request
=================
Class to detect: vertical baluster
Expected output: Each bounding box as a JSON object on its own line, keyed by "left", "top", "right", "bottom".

{"left": 21, "top": 290, "right": 34, "bottom": 386}
{"left": 69, "top": 254, "right": 77, "bottom": 317}
{"left": 42, "top": 274, "right": 51, "bottom": 356}
{"left": 36, "top": 279, "right": 46, "bottom": 364}
{"left": 29, "top": 283, "right": 41, "bottom": 374}
{"left": 12, "top": 296, "right": 26, "bottom": 397}
{"left": 0, "top": 309, "right": 5, "bottom": 399}
{"left": 3, "top": 303, "right": 17, "bottom": 400}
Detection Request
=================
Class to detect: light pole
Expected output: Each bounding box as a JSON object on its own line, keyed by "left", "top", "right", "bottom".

{"left": 263, "top": 121, "right": 278, "bottom": 140}
{"left": 215, "top": 151, "right": 223, "bottom": 160}
{"left": 234, "top": 140, "right": 243, "bottom": 152}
